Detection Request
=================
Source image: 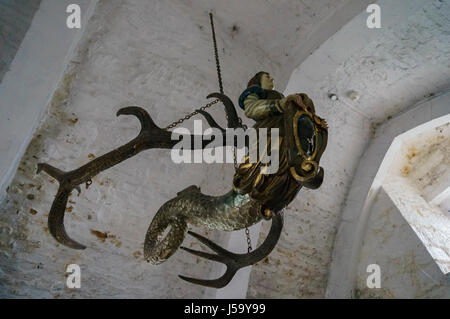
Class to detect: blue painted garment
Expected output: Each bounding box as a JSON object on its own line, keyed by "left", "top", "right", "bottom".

{"left": 238, "top": 85, "right": 267, "bottom": 110}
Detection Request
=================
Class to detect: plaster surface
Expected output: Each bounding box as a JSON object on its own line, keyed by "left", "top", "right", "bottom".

{"left": 326, "top": 93, "right": 450, "bottom": 298}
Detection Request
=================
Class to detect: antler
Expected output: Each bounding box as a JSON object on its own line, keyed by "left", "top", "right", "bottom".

{"left": 178, "top": 209, "right": 284, "bottom": 288}
{"left": 37, "top": 94, "right": 245, "bottom": 249}
{"left": 37, "top": 106, "right": 172, "bottom": 249}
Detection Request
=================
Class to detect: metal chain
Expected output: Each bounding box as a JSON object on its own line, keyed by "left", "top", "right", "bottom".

{"left": 164, "top": 12, "right": 252, "bottom": 252}
{"left": 164, "top": 99, "right": 219, "bottom": 130}
{"left": 209, "top": 13, "right": 223, "bottom": 95}
{"left": 245, "top": 227, "right": 252, "bottom": 253}
{"left": 212, "top": 13, "right": 251, "bottom": 252}
{"left": 210, "top": 12, "right": 251, "bottom": 253}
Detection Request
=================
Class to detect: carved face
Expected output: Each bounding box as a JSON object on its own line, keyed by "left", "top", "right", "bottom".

{"left": 260, "top": 73, "right": 274, "bottom": 90}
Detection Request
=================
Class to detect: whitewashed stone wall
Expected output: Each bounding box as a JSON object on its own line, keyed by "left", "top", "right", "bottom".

{"left": 0, "top": 0, "right": 96, "bottom": 203}
{"left": 327, "top": 91, "right": 450, "bottom": 298}
{"left": 355, "top": 187, "right": 449, "bottom": 298}
{"left": 0, "top": 0, "right": 41, "bottom": 82}
{"left": 355, "top": 115, "right": 450, "bottom": 298}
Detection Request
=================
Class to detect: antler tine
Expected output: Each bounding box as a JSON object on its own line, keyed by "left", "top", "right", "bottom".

{"left": 196, "top": 109, "right": 226, "bottom": 134}
{"left": 179, "top": 246, "right": 226, "bottom": 263}
{"left": 179, "top": 210, "right": 284, "bottom": 288}
{"left": 206, "top": 93, "right": 241, "bottom": 129}
{"left": 116, "top": 106, "right": 158, "bottom": 134}
{"left": 48, "top": 187, "right": 86, "bottom": 249}
{"left": 185, "top": 230, "right": 235, "bottom": 257}
{"left": 179, "top": 269, "right": 237, "bottom": 289}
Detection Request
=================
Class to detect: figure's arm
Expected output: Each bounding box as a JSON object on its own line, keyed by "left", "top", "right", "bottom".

{"left": 243, "top": 93, "right": 284, "bottom": 120}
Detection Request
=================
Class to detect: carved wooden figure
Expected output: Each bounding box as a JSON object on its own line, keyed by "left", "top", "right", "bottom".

{"left": 37, "top": 72, "right": 328, "bottom": 288}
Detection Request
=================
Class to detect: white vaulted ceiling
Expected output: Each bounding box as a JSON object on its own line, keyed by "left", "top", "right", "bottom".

{"left": 169, "top": 0, "right": 373, "bottom": 89}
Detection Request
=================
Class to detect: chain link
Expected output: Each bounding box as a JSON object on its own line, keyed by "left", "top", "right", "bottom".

{"left": 245, "top": 227, "right": 252, "bottom": 253}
